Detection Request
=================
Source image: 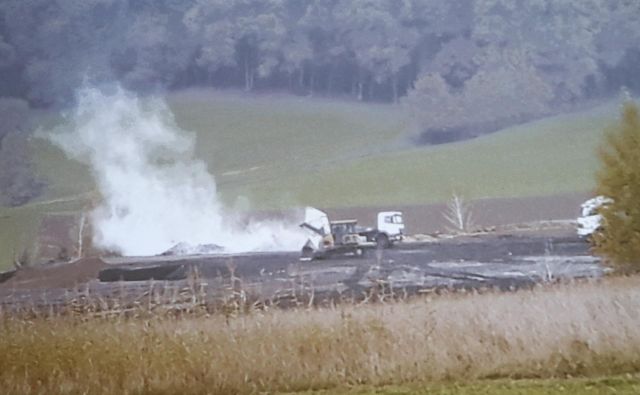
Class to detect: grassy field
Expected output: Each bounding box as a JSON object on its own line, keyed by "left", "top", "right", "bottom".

{"left": 26, "top": 90, "right": 408, "bottom": 206}
{"left": 1, "top": 276, "right": 639, "bottom": 394}
{"left": 244, "top": 103, "right": 615, "bottom": 208}
{"left": 167, "top": 92, "right": 617, "bottom": 208}
{"left": 0, "top": 91, "right": 622, "bottom": 269}
{"left": 25, "top": 90, "right": 618, "bottom": 209}
{"left": 0, "top": 198, "right": 87, "bottom": 268}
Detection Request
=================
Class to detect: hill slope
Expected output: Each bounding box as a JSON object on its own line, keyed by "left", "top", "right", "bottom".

{"left": 0, "top": 91, "right": 620, "bottom": 269}
{"left": 29, "top": 91, "right": 618, "bottom": 209}
{"left": 274, "top": 103, "right": 615, "bottom": 208}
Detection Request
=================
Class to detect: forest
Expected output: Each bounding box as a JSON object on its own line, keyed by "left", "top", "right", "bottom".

{"left": 0, "top": 0, "right": 638, "bottom": 107}
{"left": 0, "top": 0, "right": 639, "bottom": 153}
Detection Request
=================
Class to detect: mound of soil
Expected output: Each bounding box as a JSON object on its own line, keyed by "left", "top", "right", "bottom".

{"left": 0, "top": 257, "right": 106, "bottom": 290}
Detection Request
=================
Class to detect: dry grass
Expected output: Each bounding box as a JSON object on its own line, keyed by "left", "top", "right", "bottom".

{"left": 1, "top": 277, "right": 640, "bottom": 394}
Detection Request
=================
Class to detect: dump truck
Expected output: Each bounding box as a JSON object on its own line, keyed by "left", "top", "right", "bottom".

{"left": 299, "top": 207, "right": 404, "bottom": 260}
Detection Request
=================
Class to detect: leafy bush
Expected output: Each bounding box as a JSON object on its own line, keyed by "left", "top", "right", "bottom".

{"left": 405, "top": 48, "right": 553, "bottom": 143}
{"left": 593, "top": 102, "right": 640, "bottom": 271}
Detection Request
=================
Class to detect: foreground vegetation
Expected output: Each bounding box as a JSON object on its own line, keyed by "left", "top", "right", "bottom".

{"left": 1, "top": 277, "right": 639, "bottom": 394}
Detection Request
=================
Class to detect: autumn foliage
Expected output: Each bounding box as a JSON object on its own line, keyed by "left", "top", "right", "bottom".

{"left": 594, "top": 102, "right": 640, "bottom": 271}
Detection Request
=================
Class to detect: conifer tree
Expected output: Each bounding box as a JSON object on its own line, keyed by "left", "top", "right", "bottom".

{"left": 593, "top": 102, "right": 640, "bottom": 271}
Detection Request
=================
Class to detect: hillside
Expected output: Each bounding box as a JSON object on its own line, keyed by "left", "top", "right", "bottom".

{"left": 277, "top": 102, "right": 616, "bottom": 208}
{"left": 28, "top": 91, "right": 620, "bottom": 208}
{"left": 0, "top": 91, "right": 620, "bottom": 269}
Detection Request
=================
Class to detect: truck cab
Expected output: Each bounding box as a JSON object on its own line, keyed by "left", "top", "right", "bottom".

{"left": 373, "top": 211, "right": 405, "bottom": 248}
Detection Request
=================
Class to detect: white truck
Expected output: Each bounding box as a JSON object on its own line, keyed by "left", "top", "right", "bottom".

{"left": 299, "top": 207, "right": 405, "bottom": 260}
{"left": 357, "top": 211, "right": 405, "bottom": 248}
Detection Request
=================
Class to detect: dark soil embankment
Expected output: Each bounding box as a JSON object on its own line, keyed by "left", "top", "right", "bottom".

{"left": 1, "top": 257, "right": 105, "bottom": 290}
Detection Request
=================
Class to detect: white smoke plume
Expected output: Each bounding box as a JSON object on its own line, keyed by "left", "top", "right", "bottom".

{"left": 48, "top": 87, "right": 306, "bottom": 256}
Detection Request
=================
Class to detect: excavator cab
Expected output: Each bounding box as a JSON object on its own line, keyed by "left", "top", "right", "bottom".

{"left": 300, "top": 208, "right": 364, "bottom": 260}
{"left": 330, "top": 220, "right": 360, "bottom": 245}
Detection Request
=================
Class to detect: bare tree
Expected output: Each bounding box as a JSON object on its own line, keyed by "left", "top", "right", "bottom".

{"left": 443, "top": 192, "right": 474, "bottom": 234}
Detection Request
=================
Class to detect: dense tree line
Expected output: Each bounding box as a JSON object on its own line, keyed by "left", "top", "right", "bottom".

{"left": 0, "top": 0, "right": 638, "bottom": 119}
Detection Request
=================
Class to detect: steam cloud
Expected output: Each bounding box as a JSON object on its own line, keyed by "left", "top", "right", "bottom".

{"left": 48, "top": 87, "right": 306, "bottom": 256}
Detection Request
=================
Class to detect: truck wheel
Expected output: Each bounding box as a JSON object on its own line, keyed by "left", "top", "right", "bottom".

{"left": 375, "top": 233, "right": 390, "bottom": 249}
